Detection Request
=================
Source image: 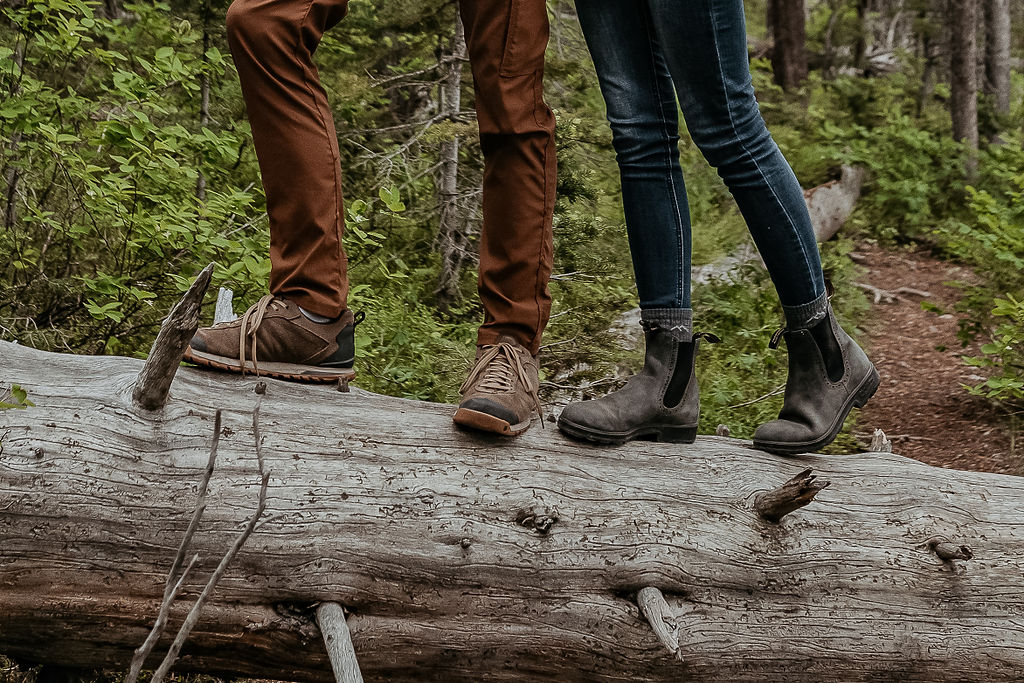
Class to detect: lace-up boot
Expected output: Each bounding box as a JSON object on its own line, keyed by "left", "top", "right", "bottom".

{"left": 184, "top": 294, "right": 362, "bottom": 382}
{"left": 753, "top": 305, "right": 879, "bottom": 454}
{"left": 557, "top": 324, "right": 718, "bottom": 445}
{"left": 453, "top": 336, "right": 543, "bottom": 436}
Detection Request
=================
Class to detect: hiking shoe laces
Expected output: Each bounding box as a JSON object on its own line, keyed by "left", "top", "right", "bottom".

{"left": 460, "top": 341, "right": 544, "bottom": 424}
{"left": 235, "top": 293, "right": 286, "bottom": 377}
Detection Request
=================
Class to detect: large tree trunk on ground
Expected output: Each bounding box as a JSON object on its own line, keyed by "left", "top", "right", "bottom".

{"left": 2, "top": 340, "right": 1024, "bottom": 681}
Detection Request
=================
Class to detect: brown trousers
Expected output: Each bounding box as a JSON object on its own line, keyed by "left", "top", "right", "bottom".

{"left": 225, "top": 0, "right": 556, "bottom": 353}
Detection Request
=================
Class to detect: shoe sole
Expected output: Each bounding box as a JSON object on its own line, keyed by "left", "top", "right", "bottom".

{"left": 752, "top": 366, "right": 881, "bottom": 455}
{"left": 557, "top": 417, "right": 697, "bottom": 446}
{"left": 452, "top": 408, "right": 531, "bottom": 436}
{"left": 183, "top": 347, "right": 355, "bottom": 384}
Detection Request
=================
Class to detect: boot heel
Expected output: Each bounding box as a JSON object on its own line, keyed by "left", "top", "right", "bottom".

{"left": 656, "top": 425, "right": 697, "bottom": 444}
{"left": 853, "top": 367, "right": 880, "bottom": 408}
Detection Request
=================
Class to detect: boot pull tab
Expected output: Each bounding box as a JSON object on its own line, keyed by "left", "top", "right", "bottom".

{"left": 825, "top": 277, "right": 835, "bottom": 299}
{"left": 769, "top": 327, "right": 787, "bottom": 349}
{"left": 353, "top": 311, "right": 366, "bottom": 327}
{"left": 693, "top": 331, "right": 721, "bottom": 344}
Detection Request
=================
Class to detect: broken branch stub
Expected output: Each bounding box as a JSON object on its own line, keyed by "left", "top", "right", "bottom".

{"left": 927, "top": 537, "right": 974, "bottom": 562}
{"left": 316, "top": 602, "right": 364, "bottom": 683}
{"left": 132, "top": 263, "right": 215, "bottom": 411}
{"left": 636, "top": 587, "right": 681, "bottom": 660}
{"left": 754, "top": 468, "right": 831, "bottom": 524}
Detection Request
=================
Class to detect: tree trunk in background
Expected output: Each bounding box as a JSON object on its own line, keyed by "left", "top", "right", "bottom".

{"left": 100, "top": 0, "right": 124, "bottom": 20}
{"left": 434, "top": 14, "right": 469, "bottom": 307}
{"left": 3, "top": 38, "right": 25, "bottom": 234}
{"left": 820, "top": 0, "right": 844, "bottom": 78}
{"left": 767, "top": 0, "right": 808, "bottom": 90}
{"left": 982, "top": 0, "right": 1011, "bottom": 124}
{"left": 854, "top": 0, "right": 871, "bottom": 72}
{"left": 196, "top": 0, "right": 212, "bottom": 202}
{"left": 949, "top": 0, "right": 979, "bottom": 176}
{"left": 916, "top": 1, "right": 937, "bottom": 116}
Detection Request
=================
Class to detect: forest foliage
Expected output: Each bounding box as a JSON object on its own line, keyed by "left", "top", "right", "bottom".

{"left": 1, "top": 0, "right": 1023, "bottom": 442}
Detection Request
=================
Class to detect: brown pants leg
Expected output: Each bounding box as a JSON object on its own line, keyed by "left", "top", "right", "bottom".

{"left": 225, "top": 0, "right": 350, "bottom": 319}
{"left": 460, "top": 0, "right": 556, "bottom": 355}
{"left": 226, "top": 0, "right": 555, "bottom": 350}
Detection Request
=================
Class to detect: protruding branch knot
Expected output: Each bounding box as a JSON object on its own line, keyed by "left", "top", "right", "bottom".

{"left": 132, "top": 263, "right": 214, "bottom": 411}
{"left": 925, "top": 536, "right": 974, "bottom": 562}
{"left": 754, "top": 468, "right": 831, "bottom": 523}
{"left": 636, "top": 587, "right": 681, "bottom": 660}
{"left": 515, "top": 506, "right": 558, "bottom": 534}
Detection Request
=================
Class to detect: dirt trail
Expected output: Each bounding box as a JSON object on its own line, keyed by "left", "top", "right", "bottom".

{"left": 852, "top": 243, "right": 1019, "bottom": 475}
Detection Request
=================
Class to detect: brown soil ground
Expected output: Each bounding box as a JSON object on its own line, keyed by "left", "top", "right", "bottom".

{"left": 851, "top": 243, "right": 1020, "bottom": 476}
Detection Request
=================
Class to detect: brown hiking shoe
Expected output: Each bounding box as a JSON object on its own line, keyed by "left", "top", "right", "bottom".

{"left": 183, "top": 294, "right": 362, "bottom": 383}
{"left": 453, "top": 336, "right": 543, "bottom": 436}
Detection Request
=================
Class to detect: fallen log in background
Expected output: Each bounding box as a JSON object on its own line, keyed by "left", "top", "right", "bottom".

{"left": 1, "top": 339, "right": 1023, "bottom": 681}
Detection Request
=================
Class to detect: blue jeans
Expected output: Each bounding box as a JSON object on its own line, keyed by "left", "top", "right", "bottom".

{"left": 575, "top": 0, "right": 827, "bottom": 325}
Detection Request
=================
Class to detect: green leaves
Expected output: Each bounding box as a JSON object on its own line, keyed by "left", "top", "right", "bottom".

{"left": 0, "top": 384, "right": 35, "bottom": 411}
{"left": 964, "top": 295, "right": 1024, "bottom": 408}
{"left": 378, "top": 185, "right": 406, "bottom": 213}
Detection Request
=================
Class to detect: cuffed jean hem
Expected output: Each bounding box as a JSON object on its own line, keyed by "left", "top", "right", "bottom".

{"left": 641, "top": 307, "right": 693, "bottom": 341}
{"left": 783, "top": 291, "right": 830, "bottom": 330}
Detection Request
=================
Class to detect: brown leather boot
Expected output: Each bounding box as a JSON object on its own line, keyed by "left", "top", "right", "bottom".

{"left": 453, "top": 336, "right": 543, "bottom": 436}
{"left": 183, "top": 294, "right": 362, "bottom": 382}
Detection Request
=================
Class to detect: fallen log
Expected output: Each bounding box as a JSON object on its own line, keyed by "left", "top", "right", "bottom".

{"left": 1, "top": 337, "right": 1024, "bottom": 681}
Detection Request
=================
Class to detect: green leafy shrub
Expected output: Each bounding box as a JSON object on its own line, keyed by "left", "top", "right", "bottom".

{"left": 964, "top": 295, "right": 1024, "bottom": 410}
{"left": 0, "top": 0, "right": 267, "bottom": 353}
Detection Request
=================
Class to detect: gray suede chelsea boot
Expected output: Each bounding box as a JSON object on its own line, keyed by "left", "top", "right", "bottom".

{"left": 753, "top": 306, "right": 879, "bottom": 455}
{"left": 557, "top": 325, "right": 718, "bottom": 445}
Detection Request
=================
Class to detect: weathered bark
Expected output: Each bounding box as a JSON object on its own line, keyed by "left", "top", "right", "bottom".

{"left": 949, "top": 0, "right": 979, "bottom": 175}
{"left": 767, "top": 0, "right": 808, "bottom": 90}
{"left": 2, "top": 340, "right": 1024, "bottom": 681}
{"left": 131, "top": 263, "right": 213, "bottom": 410}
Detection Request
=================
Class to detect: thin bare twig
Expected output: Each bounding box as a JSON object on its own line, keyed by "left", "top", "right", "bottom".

{"left": 150, "top": 403, "right": 269, "bottom": 683}
{"left": 126, "top": 410, "right": 222, "bottom": 683}
{"left": 367, "top": 55, "right": 469, "bottom": 89}
{"left": 727, "top": 384, "right": 785, "bottom": 409}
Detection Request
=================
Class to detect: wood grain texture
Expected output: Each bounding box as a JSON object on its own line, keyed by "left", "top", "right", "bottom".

{"left": 1, "top": 340, "right": 1023, "bottom": 681}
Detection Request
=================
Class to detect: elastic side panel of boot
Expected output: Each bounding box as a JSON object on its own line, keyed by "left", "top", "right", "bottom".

{"left": 809, "top": 316, "right": 845, "bottom": 383}
{"left": 663, "top": 340, "right": 695, "bottom": 409}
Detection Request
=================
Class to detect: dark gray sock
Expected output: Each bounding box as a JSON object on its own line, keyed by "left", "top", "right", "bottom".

{"left": 641, "top": 308, "right": 693, "bottom": 342}
{"left": 782, "top": 291, "right": 829, "bottom": 330}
